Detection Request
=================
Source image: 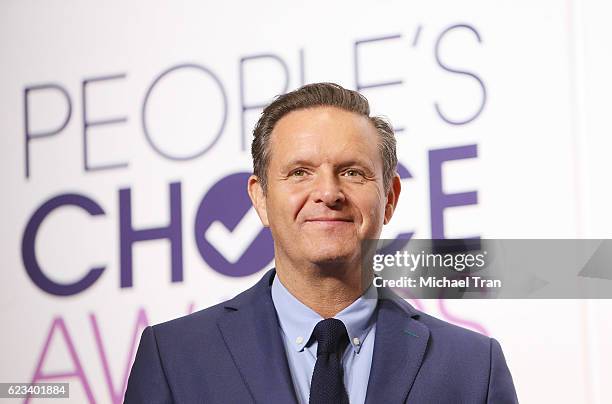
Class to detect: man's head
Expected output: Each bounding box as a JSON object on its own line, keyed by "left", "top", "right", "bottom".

{"left": 247, "top": 83, "right": 401, "bottom": 269}
{"left": 252, "top": 83, "right": 398, "bottom": 194}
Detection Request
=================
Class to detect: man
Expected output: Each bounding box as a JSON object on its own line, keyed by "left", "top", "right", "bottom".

{"left": 125, "top": 83, "right": 518, "bottom": 403}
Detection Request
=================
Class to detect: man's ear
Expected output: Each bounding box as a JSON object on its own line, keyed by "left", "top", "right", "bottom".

{"left": 247, "top": 175, "right": 269, "bottom": 226}
{"left": 383, "top": 174, "right": 401, "bottom": 225}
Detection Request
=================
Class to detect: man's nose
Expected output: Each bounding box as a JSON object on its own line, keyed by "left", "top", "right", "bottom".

{"left": 311, "top": 171, "right": 346, "bottom": 206}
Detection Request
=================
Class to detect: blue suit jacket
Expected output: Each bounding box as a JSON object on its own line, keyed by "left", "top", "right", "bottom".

{"left": 125, "top": 269, "right": 518, "bottom": 403}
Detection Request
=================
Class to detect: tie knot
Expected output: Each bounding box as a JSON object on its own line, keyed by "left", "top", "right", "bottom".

{"left": 311, "top": 318, "right": 349, "bottom": 356}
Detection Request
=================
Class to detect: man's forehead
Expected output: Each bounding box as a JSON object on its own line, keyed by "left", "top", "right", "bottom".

{"left": 273, "top": 106, "right": 372, "bottom": 131}
{"left": 269, "top": 107, "right": 380, "bottom": 151}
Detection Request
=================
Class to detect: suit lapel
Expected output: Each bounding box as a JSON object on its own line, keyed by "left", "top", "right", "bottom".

{"left": 217, "top": 270, "right": 297, "bottom": 404}
{"left": 365, "top": 294, "right": 430, "bottom": 404}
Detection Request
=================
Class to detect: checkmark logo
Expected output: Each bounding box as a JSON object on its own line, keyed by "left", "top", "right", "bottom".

{"left": 195, "top": 172, "right": 274, "bottom": 277}
{"left": 205, "top": 208, "right": 264, "bottom": 264}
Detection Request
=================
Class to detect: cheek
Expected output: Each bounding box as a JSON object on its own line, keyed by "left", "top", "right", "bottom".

{"left": 359, "top": 195, "right": 386, "bottom": 225}
{"left": 270, "top": 186, "right": 309, "bottom": 222}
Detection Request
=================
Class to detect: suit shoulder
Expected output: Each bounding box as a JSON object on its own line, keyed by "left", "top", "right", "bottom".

{"left": 413, "top": 308, "right": 494, "bottom": 357}
{"left": 151, "top": 300, "right": 230, "bottom": 341}
{"left": 152, "top": 278, "right": 261, "bottom": 334}
{"left": 149, "top": 273, "right": 270, "bottom": 344}
{"left": 419, "top": 310, "right": 488, "bottom": 340}
{"left": 391, "top": 298, "right": 490, "bottom": 346}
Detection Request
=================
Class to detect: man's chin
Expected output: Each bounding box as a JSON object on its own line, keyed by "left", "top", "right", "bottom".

{"left": 300, "top": 238, "right": 361, "bottom": 267}
{"left": 308, "top": 251, "right": 358, "bottom": 269}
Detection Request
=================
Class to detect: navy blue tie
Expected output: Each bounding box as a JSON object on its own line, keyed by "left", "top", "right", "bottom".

{"left": 308, "top": 318, "right": 350, "bottom": 404}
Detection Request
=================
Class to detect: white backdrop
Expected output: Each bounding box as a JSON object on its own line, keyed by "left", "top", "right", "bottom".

{"left": 1, "top": 1, "right": 611, "bottom": 403}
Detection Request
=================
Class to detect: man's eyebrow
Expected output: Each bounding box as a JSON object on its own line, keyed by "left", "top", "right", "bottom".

{"left": 280, "top": 159, "right": 315, "bottom": 170}
{"left": 335, "top": 159, "right": 375, "bottom": 169}
{"left": 279, "top": 159, "right": 376, "bottom": 172}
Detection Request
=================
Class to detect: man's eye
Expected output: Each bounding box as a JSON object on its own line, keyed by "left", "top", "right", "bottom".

{"left": 291, "top": 169, "right": 306, "bottom": 177}
{"left": 343, "top": 169, "right": 362, "bottom": 177}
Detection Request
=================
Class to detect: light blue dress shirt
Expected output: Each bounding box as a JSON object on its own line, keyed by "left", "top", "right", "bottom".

{"left": 271, "top": 274, "right": 378, "bottom": 404}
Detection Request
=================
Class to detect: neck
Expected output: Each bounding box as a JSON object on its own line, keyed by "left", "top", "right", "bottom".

{"left": 274, "top": 257, "right": 372, "bottom": 318}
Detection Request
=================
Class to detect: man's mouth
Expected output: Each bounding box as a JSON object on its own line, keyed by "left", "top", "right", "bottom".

{"left": 305, "top": 217, "right": 353, "bottom": 222}
{"left": 304, "top": 217, "right": 354, "bottom": 229}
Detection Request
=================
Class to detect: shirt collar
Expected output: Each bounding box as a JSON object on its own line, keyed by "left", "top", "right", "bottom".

{"left": 271, "top": 272, "right": 378, "bottom": 354}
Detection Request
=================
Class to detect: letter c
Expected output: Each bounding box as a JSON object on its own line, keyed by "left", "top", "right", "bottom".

{"left": 22, "top": 194, "right": 106, "bottom": 296}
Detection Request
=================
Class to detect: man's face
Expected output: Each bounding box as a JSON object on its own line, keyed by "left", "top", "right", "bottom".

{"left": 249, "top": 106, "right": 399, "bottom": 268}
